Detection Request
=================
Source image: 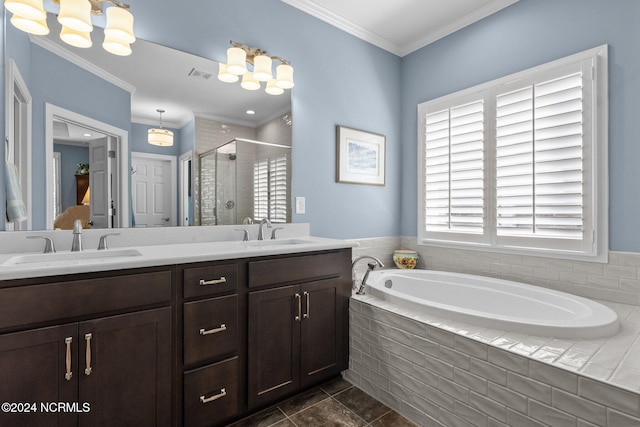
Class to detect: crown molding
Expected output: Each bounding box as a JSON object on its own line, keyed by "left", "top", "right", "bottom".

{"left": 29, "top": 35, "right": 136, "bottom": 94}
{"left": 398, "top": 0, "right": 520, "bottom": 56}
{"left": 281, "top": 0, "right": 519, "bottom": 57}
{"left": 280, "top": 0, "right": 403, "bottom": 55}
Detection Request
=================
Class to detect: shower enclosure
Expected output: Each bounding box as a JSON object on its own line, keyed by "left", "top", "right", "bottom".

{"left": 197, "top": 138, "right": 291, "bottom": 226}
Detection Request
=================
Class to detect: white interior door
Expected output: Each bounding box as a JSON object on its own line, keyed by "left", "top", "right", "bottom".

{"left": 89, "top": 137, "right": 111, "bottom": 229}
{"left": 131, "top": 153, "right": 176, "bottom": 227}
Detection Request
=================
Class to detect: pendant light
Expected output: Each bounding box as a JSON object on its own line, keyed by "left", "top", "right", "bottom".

{"left": 148, "top": 109, "right": 174, "bottom": 147}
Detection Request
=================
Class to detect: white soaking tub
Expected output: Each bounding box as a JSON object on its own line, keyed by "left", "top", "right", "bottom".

{"left": 364, "top": 269, "right": 619, "bottom": 339}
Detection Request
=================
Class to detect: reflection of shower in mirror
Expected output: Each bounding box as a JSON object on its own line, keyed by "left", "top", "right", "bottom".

{"left": 197, "top": 138, "right": 292, "bottom": 227}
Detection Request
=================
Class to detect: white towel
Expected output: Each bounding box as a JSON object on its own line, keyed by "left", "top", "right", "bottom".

{"left": 5, "top": 160, "right": 27, "bottom": 223}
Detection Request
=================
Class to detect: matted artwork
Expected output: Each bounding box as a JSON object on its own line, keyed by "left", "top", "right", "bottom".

{"left": 336, "top": 125, "right": 386, "bottom": 186}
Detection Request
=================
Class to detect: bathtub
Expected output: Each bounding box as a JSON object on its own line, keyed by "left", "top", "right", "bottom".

{"left": 364, "top": 269, "right": 619, "bottom": 339}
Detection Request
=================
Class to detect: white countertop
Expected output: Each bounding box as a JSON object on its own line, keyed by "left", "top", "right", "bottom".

{"left": 0, "top": 224, "right": 354, "bottom": 281}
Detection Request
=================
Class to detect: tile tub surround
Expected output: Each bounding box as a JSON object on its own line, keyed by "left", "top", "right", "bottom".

{"left": 347, "top": 236, "right": 640, "bottom": 306}
{"left": 401, "top": 237, "right": 640, "bottom": 307}
{"left": 345, "top": 298, "right": 640, "bottom": 427}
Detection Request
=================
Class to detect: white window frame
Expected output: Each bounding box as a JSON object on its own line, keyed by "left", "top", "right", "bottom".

{"left": 417, "top": 45, "right": 608, "bottom": 262}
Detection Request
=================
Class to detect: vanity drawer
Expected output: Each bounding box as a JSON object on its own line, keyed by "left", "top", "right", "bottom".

{"left": 0, "top": 271, "right": 171, "bottom": 331}
{"left": 183, "top": 295, "right": 238, "bottom": 366}
{"left": 184, "top": 357, "right": 239, "bottom": 427}
{"left": 183, "top": 263, "right": 238, "bottom": 298}
{"left": 248, "top": 251, "right": 345, "bottom": 288}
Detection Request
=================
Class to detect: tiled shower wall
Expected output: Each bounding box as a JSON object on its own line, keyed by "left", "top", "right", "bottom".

{"left": 347, "top": 236, "right": 640, "bottom": 306}
{"left": 345, "top": 300, "right": 640, "bottom": 427}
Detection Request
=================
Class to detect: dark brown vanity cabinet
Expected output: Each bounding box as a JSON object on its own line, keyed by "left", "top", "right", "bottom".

{"left": 246, "top": 250, "right": 351, "bottom": 409}
{"left": 0, "top": 270, "right": 172, "bottom": 427}
{"left": 181, "top": 263, "right": 242, "bottom": 427}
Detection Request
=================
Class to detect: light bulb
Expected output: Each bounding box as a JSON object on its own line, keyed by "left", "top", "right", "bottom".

{"left": 253, "top": 55, "right": 273, "bottom": 81}
{"left": 226, "top": 47, "right": 247, "bottom": 75}
{"left": 58, "top": 0, "right": 93, "bottom": 33}
{"left": 104, "top": 6, "right": 135, "bottom": 44}
{"left": 241, "top": 72, "right": 260, "bottom": 91}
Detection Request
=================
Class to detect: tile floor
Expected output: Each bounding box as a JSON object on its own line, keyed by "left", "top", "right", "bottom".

{"left": 229, "top": 377, "right": 416, "bottom": 427}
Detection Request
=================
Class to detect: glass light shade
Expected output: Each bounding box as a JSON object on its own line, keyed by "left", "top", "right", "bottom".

{"left": 265, "top": 79, "right": 284, "bottom": 96}
{"left": 253, "top": 55, "right": 273, "bottom": 81}
{"left": 58, "top": 0, "right": 93, "bottom": 33}
{"left": 240, "top": 72, "right": 260, "bottom": 91}
{"left": 148, "top": 128, "right": 174, "bottom": 147}
{"left": 102, "top": 34, "right": 132, "bottom": 56}
{"left": 60, "top": 26, "right": 92, "bottom": 48}
{"left": 217, "top": 63, "right": 239, "bottom": 83}
{"left": 275, "top": 64, "right": 294, "bottom": 89}
{"left": 4, "top": 0, "right": 46, "bottom": 21}
{"left": 226, "top": 47, "right": 247, "bottom": 75}
{"left": 10, "top": 15, "right": 49, "bottom": 35}
{"left": 104, "top": 6, "right": 135, "bottom": 44}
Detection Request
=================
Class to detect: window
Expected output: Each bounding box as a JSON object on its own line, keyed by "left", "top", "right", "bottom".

{"left": 418, "top": 46, "right": 608, "bottom": 260}
{"left": 253, "top": 154, "right": 288, "bottom": 223}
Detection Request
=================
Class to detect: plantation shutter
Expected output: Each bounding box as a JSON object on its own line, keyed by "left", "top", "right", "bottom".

{"left": 253, "top": 159, "right": 268, "bottom": 220}
{"left": 496, "top": 71, "right": 584, "bottom": 239}
{"left": 424, "top": 100, "right": 484, "bottom": 234}
{"left": 254, "top": 155, "right": 288, "bottom": 223}
{"left": 269, "top": 154, "right": 288, "bottom": 223}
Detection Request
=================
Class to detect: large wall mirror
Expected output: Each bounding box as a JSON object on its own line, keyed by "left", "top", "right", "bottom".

{"left": 4, "top": 14, "right": 292, "bottom": 231}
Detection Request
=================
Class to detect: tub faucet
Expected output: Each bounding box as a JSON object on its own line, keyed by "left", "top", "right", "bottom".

{"left": 257, "top": 218, "right": 272, "bottom": 240}
{"left": 71, "top": 219, "right": 83, "bottom": 252}
{"left": 351, "top": 255, "right": 384, "bottom": 295}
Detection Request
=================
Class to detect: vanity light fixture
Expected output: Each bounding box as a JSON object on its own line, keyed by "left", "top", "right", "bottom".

{"left": 4, "top": 0, "right": 136, "bottom": 56}
{"left": 148, "top": 109, "right": 174, "bottom": 147}
{"left": 217, "top": 40, "right": 294, "bottom": 95}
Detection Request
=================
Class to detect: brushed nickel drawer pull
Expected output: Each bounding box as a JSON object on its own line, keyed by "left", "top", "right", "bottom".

{"left": 199, "top": 324, "right": 227, "bottom": 335}
{"left": 303, "top": 291, "right": 310, "bottom": 319}
{"left": 200, "top": 388, "right": 227, "bottom": 404}
{"left": 64, "top": 337, "right": 73, "bottom": 381}
{"left": 199, "top": 277, "right": 227, "bottom": 286}
{"left": 84, "top": 333, "right": 92, "bottom": 376}
{"left": 295, "top": 293, "right": 301, "bottom": 321}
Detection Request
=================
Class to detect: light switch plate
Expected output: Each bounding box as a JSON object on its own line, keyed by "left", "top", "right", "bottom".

{"left": 295, "top": 197, "right": 306, "bottom": 214}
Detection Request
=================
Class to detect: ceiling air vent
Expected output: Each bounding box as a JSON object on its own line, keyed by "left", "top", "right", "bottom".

{"left": 188, "top": 68, "right": 213, "bottom": 80}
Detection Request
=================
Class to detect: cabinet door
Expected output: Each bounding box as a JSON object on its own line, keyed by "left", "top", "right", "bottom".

{"left": 78, "top": 308, "right": 171, "bottom": 427}
{"left": 300, "top": 278, "right": 343, "bottom": 388}
{"left": 248, "top": 285, "right": 301, "bottom": 409}
{"left": 0, "top": 324, "right": 78, "bottom": 427}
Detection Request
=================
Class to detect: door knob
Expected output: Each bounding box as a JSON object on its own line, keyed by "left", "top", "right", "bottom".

{"left": 162, "top": 217, "right": 170, "bottom": 222}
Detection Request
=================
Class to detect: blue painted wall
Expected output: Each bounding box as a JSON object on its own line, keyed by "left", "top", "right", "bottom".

{"left": 400, "top": 0, "right": 640, "bottom": 252}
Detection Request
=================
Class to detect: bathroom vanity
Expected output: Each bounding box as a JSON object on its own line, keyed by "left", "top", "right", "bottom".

{"left": 0, "top": 231, "right": 352, "bottom": 427}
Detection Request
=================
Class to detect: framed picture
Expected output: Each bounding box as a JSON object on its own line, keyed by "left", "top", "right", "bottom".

{"left": 336, "top": 125, "right": 386, "bottom": 186}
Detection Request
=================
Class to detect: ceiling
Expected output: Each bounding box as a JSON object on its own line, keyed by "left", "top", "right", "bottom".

{"left": 282, "top": 0, "right": 519, "bottom": 57}
{"left": 36, "top": 16, "right": 291, "bottom": 129}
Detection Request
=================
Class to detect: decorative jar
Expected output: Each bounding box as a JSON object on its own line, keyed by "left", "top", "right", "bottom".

{"left": 393, "top": 249, "right": 418, "bottom": 269}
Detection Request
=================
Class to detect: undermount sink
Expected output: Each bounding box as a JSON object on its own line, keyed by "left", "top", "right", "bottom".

{"left": 239, "top": 238, "right": 313, "bottom": 247}
{"left": 1, "top": 248, "right": 143, "bottom": 267}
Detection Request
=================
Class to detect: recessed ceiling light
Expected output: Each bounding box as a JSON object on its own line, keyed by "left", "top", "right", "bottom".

{"left": 83, "top": 133, "right": 92, "bottom": 137}
{"left": 246, "top": 110, "right": 255, "bottom": 115}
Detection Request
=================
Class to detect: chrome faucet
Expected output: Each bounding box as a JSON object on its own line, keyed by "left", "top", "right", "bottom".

{"left": 71, "top": 219, "right": 83, "bottom": 252}
{"left": 351, "top": 255, "right": 384, "bottom": 295}
{"left": 257, "top": 218, "right": 272, "bottom": 240}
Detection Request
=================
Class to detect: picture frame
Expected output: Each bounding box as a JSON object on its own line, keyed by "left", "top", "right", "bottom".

{"left": 336, "top": 125, "right": 386, "bottom": 186}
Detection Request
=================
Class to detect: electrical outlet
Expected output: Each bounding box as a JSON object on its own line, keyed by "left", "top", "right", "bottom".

{"left": 295, "top": 197, "right": 306, "bottom": 214}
